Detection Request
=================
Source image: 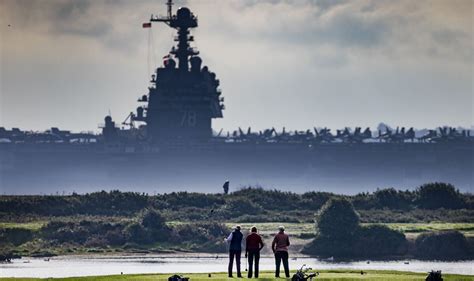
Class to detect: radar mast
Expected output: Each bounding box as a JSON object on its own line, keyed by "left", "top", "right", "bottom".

{"left": 149, "top": 0, "right": 198, "bottom": 71}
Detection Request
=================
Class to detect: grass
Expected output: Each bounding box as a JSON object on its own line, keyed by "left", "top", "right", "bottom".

{"left": 221, "top": 222, "right": 474, "bottom": 237}
{"left": 379, "top": 223, "right": 474, "bottom": 237}
{"left": 0, "top": 270, "right": 472, "bottom": 281}
{"left": 2, "top": 220, "right": 473, "bottom": 238}
{"left": 0, "top": 221, "right": 46, "bottom": 231}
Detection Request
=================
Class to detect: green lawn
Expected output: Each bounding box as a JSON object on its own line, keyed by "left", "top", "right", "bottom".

{"left": 2, "top": 220, "right": 473, "bottom": 237}
{"left": 1, "top": 270, "right": 472, "bottom": 281}
{"left": 380, "top": 223, "right": 474, "bottom": 237}
{"left": 222, "top": 222, "right": 474, "bottom": 237}
{"left": 0, "top": 221, "right": 46, "bottom": 231}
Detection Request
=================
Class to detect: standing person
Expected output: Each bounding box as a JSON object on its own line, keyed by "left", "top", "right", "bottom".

{"left": 245, "top": 226, "right": 264, "bottom": 278}
{"left": 225, "top": 225, "right": 243, "bottom": 277}
{"left": 272, "top": 226, "right": 290, "bottom": 278}
{"left": 223, "top": 180, "right": 229, "bottom": 194}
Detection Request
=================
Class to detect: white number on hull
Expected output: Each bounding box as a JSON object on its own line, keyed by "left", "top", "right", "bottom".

{"left": 180, "top": 110, "right": 197, "bottom": 127}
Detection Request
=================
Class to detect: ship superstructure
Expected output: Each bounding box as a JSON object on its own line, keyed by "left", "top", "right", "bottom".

{"left": 104, "top": 1, "right": 224, "bottom": 143}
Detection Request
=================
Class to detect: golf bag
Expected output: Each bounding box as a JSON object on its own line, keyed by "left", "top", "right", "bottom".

{"left": 426, "top": 270, "right": 443, "bottom": 281}
{"left": 168, "top": 274, "right": 189, "bottom": 281}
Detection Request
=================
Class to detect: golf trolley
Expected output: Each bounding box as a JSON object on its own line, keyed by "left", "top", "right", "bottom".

{"left": 291, "top": 264, "right": 319, "bottom": 281}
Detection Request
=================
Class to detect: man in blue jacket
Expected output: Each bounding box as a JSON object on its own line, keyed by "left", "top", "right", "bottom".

{"left": 225, "top": 225, "right": 243, "bottom": 277}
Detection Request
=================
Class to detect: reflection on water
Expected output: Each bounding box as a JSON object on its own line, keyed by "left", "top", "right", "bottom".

{"left": 0, "top": 254, "right": 473, "bottom": 278}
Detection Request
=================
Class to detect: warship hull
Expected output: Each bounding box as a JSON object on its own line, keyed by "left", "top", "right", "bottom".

{"left": 1, "top": 142, "right": 472, "bottom": 194}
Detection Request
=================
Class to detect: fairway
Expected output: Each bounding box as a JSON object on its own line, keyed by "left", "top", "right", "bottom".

{"left": 1, "top": 270, "right": 472, "bottom": 281}
{"left": 2, "top": 221, "right": 473, "bottom": 237}
{"left": 222, "top": 222, "right": 474, "bottom": 237}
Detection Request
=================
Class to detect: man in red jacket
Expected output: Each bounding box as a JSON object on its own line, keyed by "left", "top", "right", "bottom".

{"left": 245, "top": 226, "right": 264, "bottom": 278}
{"left": 272, "top": 225, "right": 290, "bottom": 278}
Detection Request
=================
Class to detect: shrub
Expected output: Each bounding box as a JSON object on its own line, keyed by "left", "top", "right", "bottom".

{"left": 124, "top": 223, "right": 151, "bottom": 244}
{"left": 416, "top": 183, "right": 465, "bottom": 209}
{"left": 140, "top": 209, "right": 171, "bottom": 242}
{"left": 222, "top": 198, "right": 263, "bottom": 217}
{"left": 373, "top": 188, "right": 411, "bottom": 210}
{"left": 303, "top": 225, "right": 408, "bottom": 259}
{"left": 353, "top": 225, "right": 407, "bottom": 257}
{"left": 303, "top": 233, "right": 357, "bottom": 258}
{"left": 171, "top": 222, "right": 229, "bottom": 252}
{"left": 84, "top": 236, "right": 108, "bottom": 248}
{"left": 415, "top": 231, "right": 471, "bottom": 260}
{"left": 104, "top": 229, "right": 127, "bottom": 246}
{"left": 141, "top": 209, "right": 167, "bottom": 230}
{"left": 301, "top": 192, "right": 334, "bottom": 211}
{"left": 0, "top": 228, "right": 34, "bottom": 246}
{"left": 305, "top": 198, "right": 408, "bottom": 259}
{"left": 315, "top": 198, "right": 359, "bottom": 239}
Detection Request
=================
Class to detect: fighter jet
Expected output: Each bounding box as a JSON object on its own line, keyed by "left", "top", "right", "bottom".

{"left": 313, "top": 127, "right": 335, "bottom": 143}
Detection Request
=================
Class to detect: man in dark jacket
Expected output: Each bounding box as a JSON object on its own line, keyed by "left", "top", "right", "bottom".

{"left": 225, "top": 225, "right": 243, "bottom": 277}
{"left": 245, "top": 226, "right": 264, "bottom": 278}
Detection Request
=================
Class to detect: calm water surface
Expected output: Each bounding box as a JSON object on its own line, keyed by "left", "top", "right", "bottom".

{"left": 1, "top": 254, "right": 473, "bottom": 278}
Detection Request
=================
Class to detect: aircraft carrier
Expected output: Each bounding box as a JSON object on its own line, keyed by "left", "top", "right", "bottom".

{"left": 1, "top": 1, "right": 473, "bottom": 194}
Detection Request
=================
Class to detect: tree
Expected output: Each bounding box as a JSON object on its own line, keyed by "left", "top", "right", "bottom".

{"left": 315, "top": 198, "right": 359, "bottom": 239}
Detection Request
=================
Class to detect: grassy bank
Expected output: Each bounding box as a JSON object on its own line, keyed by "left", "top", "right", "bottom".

{"left": 1, "top": 270, "right": 472, "bottom": 281}
{"left": 2, "top": 220, "right": 474, "bottom": 237}
{"left": 2, "top": 220, "right": 474, "bottom": 257}
{"left": 222, "top": 222, "right": 474, "bottom": 237}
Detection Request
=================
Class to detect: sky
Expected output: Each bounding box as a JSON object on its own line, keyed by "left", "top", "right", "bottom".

{"left": 0, "top": 0, "right": 472, "bottom": 133}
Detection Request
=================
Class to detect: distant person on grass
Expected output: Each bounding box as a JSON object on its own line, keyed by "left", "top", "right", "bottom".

{"left": 272, "top": 225, "right": 290, "bottom": 278}
{"left": 223, "top": 180, "right": 229, "bottom": 194}
{"left": 225, "top": 225, "right": 243, "bottom": 277}
{"left": 245, "top": 226, "right": 264, "bottom": 278}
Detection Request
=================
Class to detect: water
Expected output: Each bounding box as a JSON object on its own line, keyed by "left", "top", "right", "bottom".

{"left": 1, "top": 254, "right": 473, "bottom": 278}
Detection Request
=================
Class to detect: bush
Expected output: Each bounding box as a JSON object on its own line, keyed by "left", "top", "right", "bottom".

{"left": 353, "top": 225, "right": 407, "bottom": 257}
{"left": 141, "top": 209, "right": 167, "bottom": 230}
{"left": 40, "top": 220, "right": 124, "bottom": 245}
{"left": 0, "top": 228, "right": 34, "bottom": 246}
{"left": 124, "top": 223, "right": 151, "bottom": 244}
{"left": 415, "top": 231, "right": 471, "bottom": 260}
{"left": 304, "top": 198, "right": 408, "bottom": 259}
{"left": 316, "top": 198, "right": 359, "bottom": 239}
{"left": 171, "top": 222, "right": 229, "bottom": 252}
{"left": 84, "top": 236, "right": 108, "bottom": 248}
{"left": 373, "top": 188, "right": 412, "bottom": 210}
{"left": 222, "top": 198, "right": 263, "bottom": 217}
{"left": 416, "top": 183, "right": 465, "bottom": 209}
{"left": 104, "top": 229, "right": 127, "bottom": 246}
{"left": 303, "top": 233, "right": 357, "bottom": 258}
{"left": 303, "top": 198, "right": 359, "bottom": 258}
{"left": 140, "top": 209, "right": 171, "bottom": 242}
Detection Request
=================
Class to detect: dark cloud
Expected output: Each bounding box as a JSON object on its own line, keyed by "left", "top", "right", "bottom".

{"left": 315, "top": 0, "right": 348, "bottom": 11}
{"left": 53, "top": 0, "right": 91, "bottom": 21}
